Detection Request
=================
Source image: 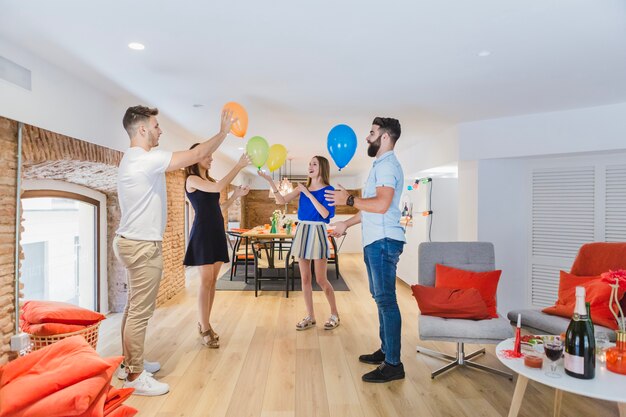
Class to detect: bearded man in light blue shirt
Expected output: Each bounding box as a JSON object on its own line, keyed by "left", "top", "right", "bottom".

{"left": 326, "top": 117, "right": 406, "bottom": 383}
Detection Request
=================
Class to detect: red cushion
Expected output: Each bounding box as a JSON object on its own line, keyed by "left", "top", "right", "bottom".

{"left": 435, "top": 264, "right": 501, "bottom": 318}
{"left": 21, "top": 300, "right": 105, "bottom": 325}
{"left": 411, "top": 285, "right": 491, "bottom": 320}
{"left": 542, "top": 271, "right": 625, "bottom": 330}
{"left": 106, "top": 405, "right": 139, "bottom": 417}
{"left": 20, "top": 320, "right": 89, "bottom": 336}
{"left": 104, "top": 387, "right": 135, "bottom": 415}
{"left": 10, "top": 356, "right": 123, "bottom": 417}
{"left": 0, "top": 336, "right": 112, "bottom": 416}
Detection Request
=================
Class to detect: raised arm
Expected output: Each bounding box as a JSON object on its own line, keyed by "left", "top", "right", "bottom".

{"left": 167, "top": 110, "right": 235, "bottom": 172}
{"left": 324, "top": 184, "right": 393, "bottom": 214}
{"left": 220, "top": 185, "right": 250, "bottom": 212}
{"left": 297, "top": 184, "right": 329, "bottom": 219}
{"left": 187, "top": 154, "right": 251, "bottom": 193}
{"left": 257, "top": 170, "right": 300, "bottom": 204}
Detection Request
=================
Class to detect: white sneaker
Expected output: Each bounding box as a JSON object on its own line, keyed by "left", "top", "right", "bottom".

{"left": 116, "top": 360, "right": 161, "bottom": 380}
{"left": 122, "top": 370, "right": 169, "bottom": 396}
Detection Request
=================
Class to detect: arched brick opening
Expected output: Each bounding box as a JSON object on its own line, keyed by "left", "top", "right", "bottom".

{"left": 0, "top": 117, "right": 185, "bottom": 364}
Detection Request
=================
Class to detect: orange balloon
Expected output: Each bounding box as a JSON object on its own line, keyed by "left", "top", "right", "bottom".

{"left": 223, "top": 102, "right": 248, "bottom": 138}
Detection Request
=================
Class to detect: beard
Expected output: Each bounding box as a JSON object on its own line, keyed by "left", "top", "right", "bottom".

{"left": 148, "top": 130, "right": 159, "bottom": 147}
{"left": 367, "top": 134, "right": 382, "bottom": 157}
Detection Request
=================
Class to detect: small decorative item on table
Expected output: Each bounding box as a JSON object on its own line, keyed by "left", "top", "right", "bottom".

{"left": 524, "top": 354, "right": 543, "bottom": 369}
{"left": 600, "top": 269, "right": 626, "bottom": 375}
{"left": 270, "top": 209, "right": 284, "bottom": 234}
{"left": 283, "top": 218, "right": 294, "bottom": 234}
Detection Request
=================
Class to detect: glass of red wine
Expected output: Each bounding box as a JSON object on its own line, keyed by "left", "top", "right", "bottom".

{"left": 544, "top": 336, "right": 564, "bottom": 378}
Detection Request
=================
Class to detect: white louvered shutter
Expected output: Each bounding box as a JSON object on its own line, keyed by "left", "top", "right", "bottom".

{"left": 605, "top": 164, "right": 626, "bottom": 242}
{"left": 530, "top": 167, "right": 595, "bottom": 307}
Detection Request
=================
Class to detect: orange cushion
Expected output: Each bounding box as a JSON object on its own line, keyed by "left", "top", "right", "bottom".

{"left": 0, "top": 336, "right": 112, "bottom": 416}
{"left": 20, "top": 319, "right": 89, "bottom": 336}
{"left": 106, "top": 405, "right": 139, "bottom": 417}
{"left": 104, "top": 387, "right": 135, "bottom": 415}
{"left": 435, "top": 264, "right": 501, "bottom": 318}
{"left": 570, "top": 242, "right": 626, "bottom": 276}
{"left": 11, "top": 356, "right": 123, "bottom": 417}
{"left": 411, "top": 285, "right": 491, "bottom": 320}
{"left": 21, "top": 300, "right": 105, "bottom": 325}
{"left": 542, "top": 271, "right": 625, "bottom": 330}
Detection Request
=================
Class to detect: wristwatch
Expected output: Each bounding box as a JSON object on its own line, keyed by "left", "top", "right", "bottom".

{"left": 346, "top": 194, "right": 355, "bottom": 207}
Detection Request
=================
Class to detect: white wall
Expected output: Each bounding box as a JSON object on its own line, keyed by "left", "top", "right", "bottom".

{"left": 22, "top": 179, "right": 109, "bottom": 313}
{"left": 475, "top": 159, "right": 528, "bottom": 315}
{"left": 459, "top": 102, "right": 626, "bottom": 161}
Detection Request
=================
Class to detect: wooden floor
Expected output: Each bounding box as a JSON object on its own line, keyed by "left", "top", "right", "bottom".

{"left": 98, "top": 254, "right": 620, "bottom": 417}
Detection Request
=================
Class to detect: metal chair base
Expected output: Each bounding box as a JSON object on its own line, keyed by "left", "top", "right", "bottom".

{"left": 417, "top": 342, "right": 513, "bottom": 380}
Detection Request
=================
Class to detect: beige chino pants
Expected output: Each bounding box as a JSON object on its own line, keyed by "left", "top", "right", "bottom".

{"left": 113, "top": 235, "right": 163, "bottom": 374}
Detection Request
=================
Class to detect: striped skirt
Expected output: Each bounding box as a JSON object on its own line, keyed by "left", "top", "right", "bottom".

{"left": 291, "top": 221, "right": 330, "bottom": 260}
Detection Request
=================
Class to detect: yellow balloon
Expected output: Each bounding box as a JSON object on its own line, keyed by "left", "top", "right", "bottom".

{"left": 267, "top": 144, "right": 288, "bottom": 172}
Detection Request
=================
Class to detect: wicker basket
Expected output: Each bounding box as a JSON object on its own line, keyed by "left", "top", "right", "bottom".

{"left": 28, "top": 322, "right": 101, "bottom": 352}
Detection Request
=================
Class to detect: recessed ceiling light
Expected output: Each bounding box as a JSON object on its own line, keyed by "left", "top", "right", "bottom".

{"left": 192, "top": 104, "right": 204, "bottom": 108}
{"left": 128, "top": 42, "right": 145, "bottom": 51}
{"left": 478, "top": 50, "right": 491, "bottom": 57}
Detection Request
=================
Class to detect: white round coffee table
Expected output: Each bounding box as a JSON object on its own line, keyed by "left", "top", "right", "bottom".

{"left": 496, "top": 338, "right": 626, "bottom": 417}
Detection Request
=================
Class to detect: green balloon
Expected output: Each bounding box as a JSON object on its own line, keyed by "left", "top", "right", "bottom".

{"left": 246, "top": 136, "right": 270, "bottom": 169}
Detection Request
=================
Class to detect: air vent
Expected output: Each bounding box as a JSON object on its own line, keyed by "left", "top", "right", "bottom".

{"left": 0, "top": 56, "right": 32, "bottom": 91}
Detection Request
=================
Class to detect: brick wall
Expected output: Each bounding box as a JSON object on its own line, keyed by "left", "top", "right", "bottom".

{"left": 0, "top": 118, "right": 18, "bottom": 364}
{"left": 241, "top": 187, "right": 361, "bottom": 228}
{"left": 0, "top": 116, "right": 187, "bottom": 364}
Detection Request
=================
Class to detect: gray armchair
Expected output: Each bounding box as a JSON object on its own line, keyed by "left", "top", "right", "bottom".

{"left": 416, "top": 242, "right": 514, "bottom": 379}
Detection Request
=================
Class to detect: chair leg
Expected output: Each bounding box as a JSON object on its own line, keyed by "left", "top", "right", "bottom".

{"left": 417, "top": 342, "right": 512, "bottom": 380}
{"left": 335, "top": 257, "right": 340, "bottom": 280}
{"left": 285, "top": 259, "right": 290, "bottom": 298}
{"left": 416, "top": 346, "right": 456, "bottom": 361}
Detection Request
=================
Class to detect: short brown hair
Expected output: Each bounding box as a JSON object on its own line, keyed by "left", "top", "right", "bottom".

{"left": 123, "top": 105, "right": 158, "bottom": 138}
{"left": 306, "top": 156, "right": 331, "bottom": 188}
{"left": 372, "top": 117, "right": 401, "bottom": 144}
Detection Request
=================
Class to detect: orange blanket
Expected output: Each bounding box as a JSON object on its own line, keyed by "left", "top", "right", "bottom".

{"left": 0, "top": 336, "right": 114, "bottom": 417}
{"left": 21, "top": 300, "right": 106, "bottom": 325}
{"left": 10, "top": 356, "right": 123, "bottom": 417}
{"left": 104, "top": 387, "right": 134, "bottom": 415}
{"left": 20, "top": 319, "right": 89, "bottom": 336}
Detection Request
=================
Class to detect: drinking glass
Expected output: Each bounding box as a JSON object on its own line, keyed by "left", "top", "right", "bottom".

{"left": 596, "top": 333, "right": 610, "bottom": 364}
{"left": 544, "top": 337, "right": 564, "bottom": 378}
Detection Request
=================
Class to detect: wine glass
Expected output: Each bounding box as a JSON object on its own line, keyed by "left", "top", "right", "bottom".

{"left": 544, "top": 337, "right": 564, "bottom": 378}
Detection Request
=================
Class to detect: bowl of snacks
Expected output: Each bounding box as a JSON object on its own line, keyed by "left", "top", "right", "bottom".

{"left": 521, "top": 334, "right": 545, "bottom": 353}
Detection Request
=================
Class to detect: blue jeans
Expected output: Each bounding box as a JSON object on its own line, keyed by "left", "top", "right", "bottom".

{"left": 363, "top": 238, "right": 404, "bottom": 366}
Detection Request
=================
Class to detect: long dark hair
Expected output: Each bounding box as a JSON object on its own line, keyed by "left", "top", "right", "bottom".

{"left": 184, "top": 143, "right": 216, "bottom": 182}
{"left": 306, "top": 155, "right": 331, "bottom": 188}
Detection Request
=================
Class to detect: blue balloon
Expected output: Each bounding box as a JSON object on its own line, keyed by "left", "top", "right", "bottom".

{"left": 327, "top": 124, "right": 357, "bottom": 170}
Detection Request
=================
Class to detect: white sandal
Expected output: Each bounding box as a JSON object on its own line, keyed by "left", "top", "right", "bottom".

{"left": 324, "top": 314, "right": 340, "bottom": 330}
{"left": 296, "top": 316, "right": 316, "bottom": 331}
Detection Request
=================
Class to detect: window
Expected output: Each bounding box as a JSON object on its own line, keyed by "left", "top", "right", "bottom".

{"left": 21, "top": 191, "right": 100, "bottom": 311}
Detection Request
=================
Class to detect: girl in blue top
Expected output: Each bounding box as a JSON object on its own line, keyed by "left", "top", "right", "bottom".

{"left": 258, "top": 155, "right": 340, "bottom": 330}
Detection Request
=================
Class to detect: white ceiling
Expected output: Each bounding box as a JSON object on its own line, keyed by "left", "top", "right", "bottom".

{"left": 1, "top": 0, "right": 625, "bottom": 176}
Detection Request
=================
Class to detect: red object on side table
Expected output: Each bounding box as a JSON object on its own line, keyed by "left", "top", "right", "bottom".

{"left": 513, "top": 313, "right": 522, "bottom": 356}
{"left": 606, "top": 330, "right": 626, "bottom": 375}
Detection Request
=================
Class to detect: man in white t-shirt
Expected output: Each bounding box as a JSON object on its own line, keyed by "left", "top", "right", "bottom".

{"left": 113, "top": 105, "right": 234, "bottom": 396}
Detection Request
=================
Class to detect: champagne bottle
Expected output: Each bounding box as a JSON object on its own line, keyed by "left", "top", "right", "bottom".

{"left": 564, "top": 286, "right": 595, "bottom": 379}
{"left": 585, "top": 301, "right": 594, "bottom": 339}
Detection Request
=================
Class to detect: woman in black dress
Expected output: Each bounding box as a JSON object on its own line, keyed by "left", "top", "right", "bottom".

{"left": 184, "top": 144, "right": 250, "bottom": 348}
